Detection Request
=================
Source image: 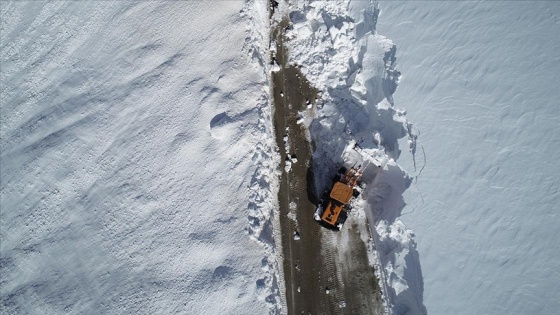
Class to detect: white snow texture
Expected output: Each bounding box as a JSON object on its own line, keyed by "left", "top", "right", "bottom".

{"left": 1, "top": 2, "right": 279, "bottom": 314}
{"left": 3, "top": 1, "right": 560, "bottom": 315}
{"left": 377, "top": 1, "right": 560, "bottom": 315}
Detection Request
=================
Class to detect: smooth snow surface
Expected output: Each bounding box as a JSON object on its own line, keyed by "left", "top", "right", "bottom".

{"left": 378, "top": 2, "right": 560, "bottom": 314}
{"left": 1, "top": 2, "right": 280, "bottom": 314}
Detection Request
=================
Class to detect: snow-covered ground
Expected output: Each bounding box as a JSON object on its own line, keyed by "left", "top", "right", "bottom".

{"left": 1, "top": 2, "right": 280, "bottom": 314}
{"left": 377, "top": 1, "right": 560, "bottom": 314}
{"left": 5, "top": 1, "right": 555, "bottom": 314}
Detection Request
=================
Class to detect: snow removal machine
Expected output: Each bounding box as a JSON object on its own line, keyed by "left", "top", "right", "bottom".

{"left": 314, "top": 165, "right": 365, "bottom": 230}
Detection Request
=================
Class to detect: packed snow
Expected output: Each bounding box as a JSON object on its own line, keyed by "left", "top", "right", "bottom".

{"left": 1, "top": 1, "right": 281, "bottom": 314}
{"left": 377, "top": 1, "right": 560, "bottom": 314}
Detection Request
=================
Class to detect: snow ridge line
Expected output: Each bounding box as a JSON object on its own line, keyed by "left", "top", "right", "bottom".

{"left": 241, "top": 1, "right": 284, "bottom": 314}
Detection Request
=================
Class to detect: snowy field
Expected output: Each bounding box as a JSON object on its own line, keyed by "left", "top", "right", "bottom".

{"left": 377, "top": 1, "right": 560, "bottom": 314}
{"left": 4, "top": 1, "right": 558, "bottom": 314}
{"left": 1, "top": 2, "right": 280, "bottom": 314}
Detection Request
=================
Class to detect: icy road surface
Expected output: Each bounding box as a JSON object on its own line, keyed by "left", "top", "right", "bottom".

{"left": 377, "top": 2, "right": 560, "bottom": 314}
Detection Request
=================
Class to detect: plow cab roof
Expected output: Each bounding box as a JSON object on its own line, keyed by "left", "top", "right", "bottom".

{"left": 329, "top": 182, "right": 353, "bottom": 204}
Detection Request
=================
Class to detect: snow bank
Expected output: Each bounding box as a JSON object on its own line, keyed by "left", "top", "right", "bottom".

{"left": 1, "top": 2, "right": 280, "bottom": 314}
{"left": 279, "top": 0, "right": 425, "bottom": 313}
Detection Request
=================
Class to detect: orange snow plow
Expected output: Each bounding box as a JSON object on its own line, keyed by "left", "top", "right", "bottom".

{"left": 319, "top": 166, "right": 363, "bottom": 228}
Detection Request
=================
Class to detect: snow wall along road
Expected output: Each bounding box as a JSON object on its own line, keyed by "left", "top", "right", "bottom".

{"left": 277, "top": 1, "right": 426, "bottom": 314}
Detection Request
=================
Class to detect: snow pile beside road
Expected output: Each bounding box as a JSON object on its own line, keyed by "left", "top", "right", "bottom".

{"left": 1, "top": 2, "right": 279, "bottom": 314}
{"left": 242, "top": 1, "right": 284, "bottom": 312}
{"left": 279, "top": 0, "right": 425, "bottom": 313}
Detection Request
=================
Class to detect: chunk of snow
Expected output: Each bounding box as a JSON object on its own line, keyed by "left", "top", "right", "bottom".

{"left": 284, "top": 160, "right": 292, "bottom": 172}
{"left": 313, "top": 205, "right": 323, "bottom": 221}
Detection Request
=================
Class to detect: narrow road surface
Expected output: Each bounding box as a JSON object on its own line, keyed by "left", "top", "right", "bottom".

{"left": 272, "top": 18, "right": 384, "bottom": 315}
